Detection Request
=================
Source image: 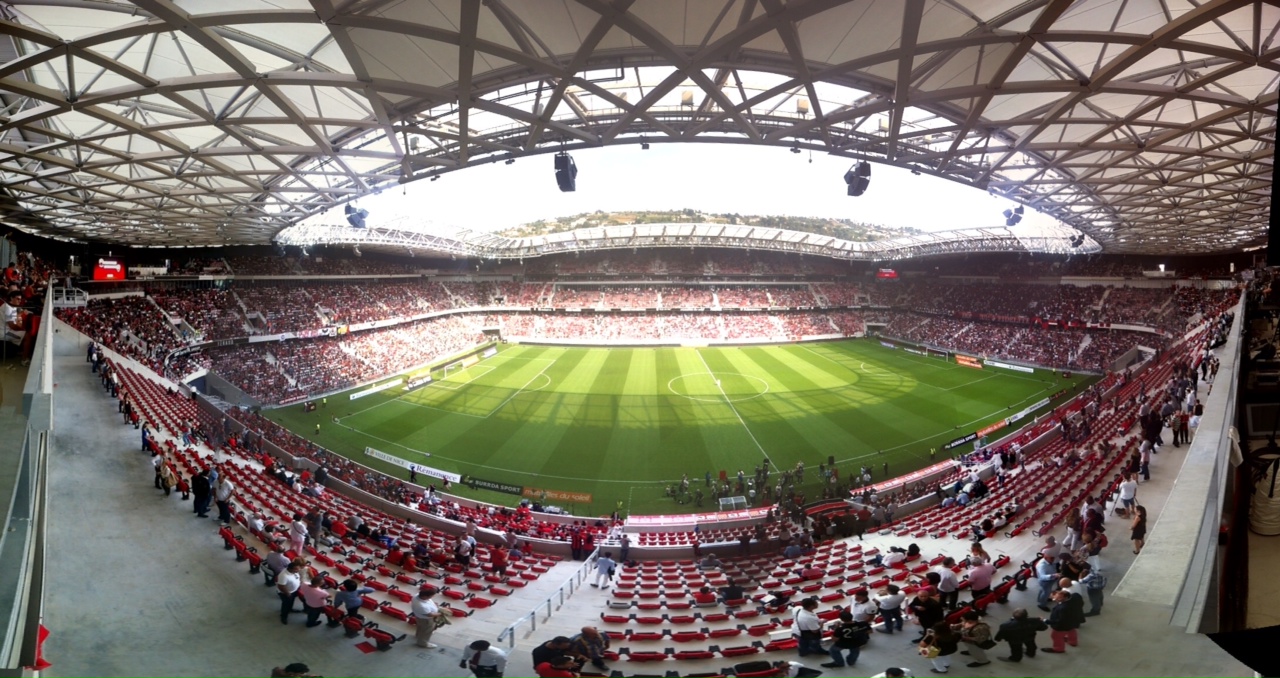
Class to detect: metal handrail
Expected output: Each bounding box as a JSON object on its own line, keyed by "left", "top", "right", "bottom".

{"left": 496, "top": 548, "right": 600, "bottom": 649}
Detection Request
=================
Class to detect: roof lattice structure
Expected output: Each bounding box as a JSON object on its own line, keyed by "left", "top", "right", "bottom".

{"left": 0, "top": 0, "right": 1275, "bottom": 253}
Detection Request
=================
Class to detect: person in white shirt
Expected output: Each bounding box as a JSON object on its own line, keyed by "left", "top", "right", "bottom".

{"left": 792, "top": 598, "right": 824, "bottom": 656}
{"left": 275, "top": 561, "right": 303, "bottom": 624}
{"left": 288, "top": 514, "right": 309, "bottom": 553}
{"left": 214, "top": 477, "right": 235, "bottom": 525}
{"left": 874, "top": 584, "right": 907, "bottom": 634}
{"left": 849, "top": 590, "right": 879, "bottom": 623}
{"left": 411, "top": 588, "right": 441, "bottom": 649}
{"left": 1, "top": 290, "right": 24, "bottom": 343}
{"left": 934, "top": 558, "right": 961, "bottom": 610}
{"left": 883, "top": 550, "right": 907, "bottom": 567}
{"left": 460, "top": 639, "right": 507, "bottom": 676}
{"left": 1116, "top": 473, "right": 1138, "bottom": 517}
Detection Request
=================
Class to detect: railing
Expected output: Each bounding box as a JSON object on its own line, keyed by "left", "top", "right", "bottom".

{"left": 0, "top": 285, "right": 55, "bottom": 672}
{"left": 496, "top": 548, "right": 600, "bottom": 649}
{"left": 1112, "top": 298, "right": 1243, "bottom": 633}
{"left": 49, "top": 286, "right": 86, "bottom": 309}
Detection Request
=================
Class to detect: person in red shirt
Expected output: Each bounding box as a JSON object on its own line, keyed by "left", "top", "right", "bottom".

{"left": 490, "top": 545, "right": 509, "bottom": 578}
{"left": 535, "top": 656, "right": 579, "bottom": 677}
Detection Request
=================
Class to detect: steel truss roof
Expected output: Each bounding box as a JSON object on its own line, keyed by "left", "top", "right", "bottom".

{"left": 274, "top": 220, "right": 1102, "bottom": 261}
{"left": 0, "top": 0, "right": 1275, "bottom": 253}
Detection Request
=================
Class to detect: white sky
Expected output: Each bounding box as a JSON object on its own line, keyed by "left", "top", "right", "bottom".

{"left": 325, "top": 144, "right": 1062, "bottom": 237}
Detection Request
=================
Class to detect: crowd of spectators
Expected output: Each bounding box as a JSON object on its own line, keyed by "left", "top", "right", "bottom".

{"left": 237, "top": 286, "right": 322, "bottom": 334}
{"left": 149, "top": 287, "right": 248, "bottom": 341}
{"left": 56, "top": 296, "right": 185, "bottom": 374}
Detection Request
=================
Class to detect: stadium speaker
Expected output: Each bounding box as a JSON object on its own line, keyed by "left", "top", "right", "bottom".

{"left": 554, "top": 151, "right": 577, "bottom": 192}
{"left": 1003, "top": 205, "right": 1024, "bottom": 227}
{"left": 845, "top": 162, "right": 871, "bottom": 197}
{"left": 344, "top": 204, "right": 367, "bottom": 228}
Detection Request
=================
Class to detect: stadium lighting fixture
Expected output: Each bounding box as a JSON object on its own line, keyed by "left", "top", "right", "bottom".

{"left": 554, "top": 151, "right": 577, "bottom": 192}
{"left": 844, "top": 161, "right": 871, "bottom": 197}
{"left": 790, "top": 146, "right": 802, "bottom": 154}
{"left": 353, "top": 245, "right": 361, "bottom": 257}
{"left": 505, "top": 156, "right": 515, "bottom": 165}
{"left": 1002, "top": 205, "right": 1024, "bottom": 226}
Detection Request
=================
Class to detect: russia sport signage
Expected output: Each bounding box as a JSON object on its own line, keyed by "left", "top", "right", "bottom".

{"left": 944, "top": 432, "right": 979, "bottom": 450}
{"left": 955, "top": 354, "right": 983, "bottom": 369}
{"left": 463, "top": 475, "right": 525, "bottom": 496}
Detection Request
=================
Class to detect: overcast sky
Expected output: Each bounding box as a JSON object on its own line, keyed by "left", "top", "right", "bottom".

{"left": 324, "top": 143, "right": 1061, "bottom": 237}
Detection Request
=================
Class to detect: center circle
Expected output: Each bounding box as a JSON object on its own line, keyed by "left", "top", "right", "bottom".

{"left": 667, "top": 372, "right": 771, "bottom": 403}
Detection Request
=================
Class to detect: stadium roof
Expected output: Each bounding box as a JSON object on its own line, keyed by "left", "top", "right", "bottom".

{"left": 0, "top": 0, "right": 1274, "bottom": 254}
{"left": 274, "top": 219, "right": 1103, "bottom": 261}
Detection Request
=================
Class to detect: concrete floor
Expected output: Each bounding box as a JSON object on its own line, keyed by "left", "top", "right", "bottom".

{"left": 40, "top": 329, "right": 1253, "bottom": 677}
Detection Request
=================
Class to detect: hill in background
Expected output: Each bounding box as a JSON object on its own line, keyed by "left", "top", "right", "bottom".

{"left": 499, "top": 210, "right": 922, "bottom": 242}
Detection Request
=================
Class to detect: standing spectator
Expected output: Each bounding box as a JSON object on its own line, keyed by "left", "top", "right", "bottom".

{"left": 411, "top": 588, "right": 442, "bottom": 649}
{"left": 276, "top": 561, "right": 303, "bottom": 625}
{"left": 907, "top": 587, "right": 944, "bottom": 642}
{"left": 288, "top": 513, "right": 308, "bottom": 554}
{"left": 298, "top": 576, "right": 331, "bottom": 628}
{"left": 993, "top": 608, "right": 1046, "bottom": 663}
{"left": 966, "top": 558, "right": 997, "bottom": 605}
{"left": 953, "top": 611, "right": 993, "bottom": 667}
{"left": 933, "top": 558, "right": 960, "bottom": 610}
{"left": 1041, "top": 589, "right": 1085, "bottom": 654}
{"left": 1116, "top": 474, "right": 1138, "bottom": 517}
{"left": 918, "top": 621, "right": 959, "bottom": 674}
{"left": 1080, "top": 565, "right": 1106, "bottom": 616}
{"left": 592, "top": 551, "right": 616, "bottom": 589}
{"left": 618, "top": 534, "right": 631, "bottom": 562}
{"left": 263, "top": 543, "right": 290, "bottom": 588}
{"left": 191, "top": 469, "right": 212, "bottom": 518}
{"left": 874, "top": 584, "right": 906, "bottom": 634}
{"left": 460, "top": 639, "right": 507, "bottom": 677}
{"left": 490, "top": 545, "right": 509, "bottom": 578}
{"left": 334, "top": 579, "right": 375, "bottom": 621}
{"left": 214, "top": 475, "right": 235, "bottom": 525}
{"left": 1131, "top": 505, "right": 1148, "bottom": 554}
{"left": 1035, "top": 553, "right": 1058, "bottom": 611}
{"left": 792, "top": 597, "right": 824, "bottom": 657}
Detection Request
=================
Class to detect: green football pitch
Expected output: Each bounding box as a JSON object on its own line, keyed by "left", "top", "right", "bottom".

{"left": 266, "top": 340, "right": 1093, "bottom": 516}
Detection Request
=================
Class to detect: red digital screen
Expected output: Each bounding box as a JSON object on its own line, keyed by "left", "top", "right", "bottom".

{"left": 93, "top": 258, "right": 126, "bottom": 281}
{"left": 876, "top": 268, "right": 899, "bottom": 279}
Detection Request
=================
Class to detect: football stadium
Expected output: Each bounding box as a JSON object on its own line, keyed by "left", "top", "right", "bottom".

{"left": 0, "top": 2, "right": 1274, "bottom": 678}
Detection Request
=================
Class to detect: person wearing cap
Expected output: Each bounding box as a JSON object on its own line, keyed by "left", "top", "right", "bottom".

{"left": 411, "top": 588, "right": 441, "bottom": 649}
{"left": 460, "top": 639, "right": 507, "bottom": 677}
{"left": 270, "top": 662, "right": 314, "bottom": 677}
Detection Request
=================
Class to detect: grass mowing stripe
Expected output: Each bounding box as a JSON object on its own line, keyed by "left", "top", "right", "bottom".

{"left": 694, "top": 348, "right": 775, "bottom": 468}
